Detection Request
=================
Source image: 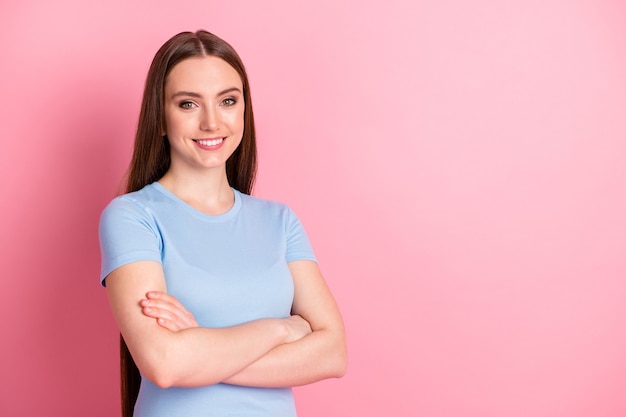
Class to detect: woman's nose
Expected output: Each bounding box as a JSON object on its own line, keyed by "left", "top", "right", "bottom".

{"left": 200, "top": 105, "right": 218, "bottom": 131}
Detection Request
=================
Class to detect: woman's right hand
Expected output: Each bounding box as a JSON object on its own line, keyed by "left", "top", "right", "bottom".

{"left": 283, "top": 314, "right": 312, "bottom": 343}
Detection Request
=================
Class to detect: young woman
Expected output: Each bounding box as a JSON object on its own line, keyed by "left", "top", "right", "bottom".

{"left": 99, "top": 30, "right": 347, "bottom": 417}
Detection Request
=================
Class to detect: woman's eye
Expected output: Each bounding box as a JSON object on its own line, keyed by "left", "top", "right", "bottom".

{"left": 179, "top": 101, "right": 196, "bottom": 109}
{"left": 222, "top": 98, "right": 236, "bottom": 106}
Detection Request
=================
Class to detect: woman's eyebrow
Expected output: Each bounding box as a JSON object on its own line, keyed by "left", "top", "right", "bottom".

{"left": 217, "top": 87, "right": 242, "bottom": 96}
{"left": 170, "top": 87, "right": 242, "bottom": 99}
{"left": 170, "top": 91, "right": 202, "bottom": 99}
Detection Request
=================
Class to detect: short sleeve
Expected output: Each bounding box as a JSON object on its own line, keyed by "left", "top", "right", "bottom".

{"left": 285, "top": 207, "right": 317, "bottom": 263}
{"left": 98, "top": 197, "right": 162, "bottom": 286}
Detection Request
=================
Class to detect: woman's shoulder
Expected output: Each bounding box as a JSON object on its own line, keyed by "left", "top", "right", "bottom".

{"left": 237, "top": 192, "right": 306, "bottom": 228}
{"left": 238, "top": 191, "right": 292, "bottom": 213}
{"left": 101, "top": 183, "right": 161, "bottom": 218}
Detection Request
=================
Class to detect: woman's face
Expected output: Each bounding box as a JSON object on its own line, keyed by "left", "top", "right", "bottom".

{"left": 163, "top": 55, "right": 245, "bottom": 174}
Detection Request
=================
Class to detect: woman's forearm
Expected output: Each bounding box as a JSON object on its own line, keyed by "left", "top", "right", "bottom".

{"left": 223, "top": 327, "right": 347, "bottom": 387}
{"left": 144, "top": 318, "right": 291, "bottom": 388}
{"left": 106, "top": 262, "right": 304, "bottom": 389}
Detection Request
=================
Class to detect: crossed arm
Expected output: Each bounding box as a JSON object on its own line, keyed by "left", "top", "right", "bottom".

{"left": 105, "top": 259, "right": 347, "bottom": 389}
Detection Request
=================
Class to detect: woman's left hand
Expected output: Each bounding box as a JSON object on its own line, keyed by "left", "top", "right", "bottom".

{"left": 140, "top": 291, "right": 199, "bottom": 332}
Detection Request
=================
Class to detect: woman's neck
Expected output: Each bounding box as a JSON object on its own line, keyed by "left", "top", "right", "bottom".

{"left": 158, "top": 168, "right": 234, "bottom": 215}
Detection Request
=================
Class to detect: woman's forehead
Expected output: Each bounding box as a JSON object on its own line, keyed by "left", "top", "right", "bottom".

{"left": 165, "top": 56, "right": 242, "bottom": 92}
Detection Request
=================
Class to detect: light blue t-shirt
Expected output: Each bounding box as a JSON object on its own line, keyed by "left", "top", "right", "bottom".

{"left": 99, "top": 182, "right": 316, "bottom": 417}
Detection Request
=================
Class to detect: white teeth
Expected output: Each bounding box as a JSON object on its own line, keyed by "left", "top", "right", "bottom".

{"left": 197, "top": 138, "right": 224, "bottom": 146}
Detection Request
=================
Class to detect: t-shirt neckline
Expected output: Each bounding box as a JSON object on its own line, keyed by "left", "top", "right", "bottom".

{"left": 149, "top": 181, "right": 242, "bottom": 222}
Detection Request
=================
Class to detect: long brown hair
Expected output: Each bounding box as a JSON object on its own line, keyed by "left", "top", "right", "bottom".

{"left": 120, "top": 30, "right": 258, "bottom": 417}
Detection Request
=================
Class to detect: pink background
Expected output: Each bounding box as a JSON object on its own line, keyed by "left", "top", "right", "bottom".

{"left": 1, "top": 1, "right": 625, "bottom": 416}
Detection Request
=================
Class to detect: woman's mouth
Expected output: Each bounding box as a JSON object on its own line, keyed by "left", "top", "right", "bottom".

{"left": 195, "top": 138, "right": 224, "bottom": 147}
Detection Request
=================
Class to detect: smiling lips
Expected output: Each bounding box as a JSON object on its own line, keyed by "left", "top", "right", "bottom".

{"left": 195, "top": 137, "right": 225, "bottom": 148}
